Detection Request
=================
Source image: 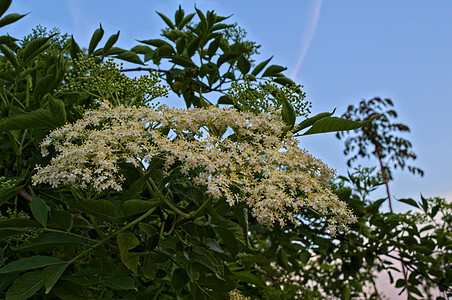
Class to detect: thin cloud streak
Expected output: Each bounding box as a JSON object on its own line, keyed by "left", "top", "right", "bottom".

{"left": 290, "top": 0, "right": 322, "bottom": 79}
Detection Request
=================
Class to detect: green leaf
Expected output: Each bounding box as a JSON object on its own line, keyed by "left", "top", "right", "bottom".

{"left": 237, "top": 55, "right": 251, "bottom": 75}
{"left": 216, "top": 227, "right": 238, "bottom": 256}
{"left": 0, "top": 0, "right": 12, "bottom": 19}
{"left": 0, "top": 44, "right": 18, "bottom": 68}
{"left": 262, "top": 64, "right": 287, "bottom": 77}
{"left": 232, "top": 271, "right": 266, "bottom": 288}
{"left": 172, "top": 269, "right": 189, "bottom": 288}
{"left": 11, "top": 233, "right": 84, "bottom": 251}
{"left": 138, "top": 39, "right": 171, "bottom": 48}
{"left": 30, "top": 192, "right": 48, "bottom": 227}
{"left": 0, "top": 256, "right": 64, "bottom": 274}
{"left": 174, "top": 5, "right": 184, "bottom": 28}
{"left": 170, "top": 56, "right": 196, "bottom": 68}
{"left": 398, "top": 198, "right": 419, "bottom": 209}
{"left": 0, "top": 13, "right": 28, "bottom": 28}
{"left": 117, "top": 231, "right": 140, "bottom": 275}
{"left": 281, "top": 95, "right": 296, "bottom": 129}
{"left": 302, "top": 115, "right": 378, "bottom": 136}
{"left": 395, "top": 278, "right": 406, "bottom": 288}
{"left": 0, "top": 109, "right": 58, "bottom": 131}
{"left": 6, "top": 271, "right": 43, "bottom": 300}
{"left": 294, "top": 110, "right": 335, "bottom": 133}
{"left": 0, "top": 273, "right": 19, "bottom": 292}
{"left": 122, "top": 199, "right": 160, "bottom": 217}
{"left": 49, "top": 210, "right": 73, "bottom": 231}
{"left": 47, "top": 95, "right": 67, "bottom": 125}
{"left": 217, "top": 95, "right": 233, "bottom": 105}
{"left": 130, "top": 45, "right": 151, "bottom": 54}
{"left": 103, "top": 31, "right": 120, "bottom": 56}
{"left": 88, "top": 24, "right": 104, "bottom": 55}
{"left": 0, "top": 35, "right": 16, "bottom": 46}
{"left": 142, "top": 253, "right": 156, "bottom": 280}
{"left": 179, "top": 13, "right": 195, "bottom": 29}
{"left": 43, "top": 263, "right": 68, "bottom": 294}
{"left": 34, "top": 74, "right": 56, "bottom": 97}
{"left": 106, "top": 276, "right": 136, "bottom": 290}
{"left": 207, "top": 37, "right": 221, "bottom": 57}
{"left": 251, "top": 56, "right": 273, "bottom": 76}
{"left": 22, "top": 36, "right": 51, "bottom": 64}
{"left": 156, "top": 11, "right": 175, "bottom": 29}
{"left": 195, "top": 7, "right": 207, "bottom": 31}
{"left": 72, "top": 199, "right": 117, "bottom": 220}
{"left": 273, "top": 76, "right": 295, "bottom": 86}
{"left": 70, "top": 35, "right": 80, "bottom": 59}
{"left": 115, "top": 51, "right": 144, "bottom": 65}
{"left": 0, "top": 218, "right": 42, "bottom": 229}
{"left": 0, "top": 185, "right": 24, "bottom": 206}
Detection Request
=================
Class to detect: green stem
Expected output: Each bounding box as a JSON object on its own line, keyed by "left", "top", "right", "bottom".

{"left": 68, "top": 205, "right": 158, "bottom": 265}
{"left": 43, "top": 228, "right": 98, "bottom": 243}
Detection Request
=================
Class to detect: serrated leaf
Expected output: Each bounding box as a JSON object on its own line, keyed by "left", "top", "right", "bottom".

{"left": 103, "top": 31, "right": 119, "bottom": 56}
{"left": 216, "top": 227, "right": 238, "bottom": 256}
{"left": 207, "top": 37, "right": 221, "bottom": 58}
{"left": 262, "top": 64, "right": 287, "bottom": 77}
{"left": 117, "top": 231, "right": 140, "bottom": 275}
{"left": 156, "top": 11, "right": 175, "bottom": 29}
{"left": 302, "top": 116, "right": 378, "bottom": 136}
{"left": 0, "top": 218, "right": 42, "bottom": 229}
{"left": 88, "top": 24, "right": 104, "bottom": 55}
{"left": 294, "top": 110, "right": 335, "bottom": 133}
{"left": 138, "top": 39, "right": 171, "bottom": 48}
{"left": 47, "top": 95, "right": 67, "bottom": 125}
{"left": 0, "top": 12, "right": 28, "bottom": 28}
{"left": 11, "top": 233, "right": 84, "bottom": 251}
{"left": 0, "top": 273, "right": 19, "bottom": 292}
{"left": 175, "top": 5, "right": 184, "bottom": 28}
{"left": 106, "top": 276, "right": 136, "bottom": 290}
{"left": 74, "top": 199, "right": 117, "bottom": 220}
{"left": 49, "top": 210, "right": 73, "bottom": 231}
{"left": 170, "top": 56, "right": 196, "bottom": 68}
{"left": 237, "top": 55, "right": 250, "bottom": 75}
{"left": 0, "top": 44, "right": 18, "bottom": 68}
{"left": 281, "top": 95, "right": 296, "bottom": 129}
{"left": 70, "top": 35, "right": 80, "bottom": 59}
{"left": 122, "top": 199, "right": 160, "bottom": 217}
{"left": 143, "top": 253, "right": 156, "bottom": 280}
{"left": 130, "top": 45, "right": 151, "bottom": 54}
{"left": 0, "top": 185, "right": 24, "bottom": 206}
{"left": 0, "top": 256, "right": 64, "bottom": 274}
{"left": 232, "top": 271, "right": 266, "bottom": 288}
{"left": 0, "top": 108, "right": 57, "bottom": 130}
{"left": 217, "top": 95, "right": 233, "bottom": 105}
{"left": 179, "top": 13, "right": 195, "bottom": 29}
{"left": 43, "top": 263, "right": 68, "bottom": 294}
{"left": 273, "top": 76, "right": 295, "bottom": 86}
{"left": 115, "top": 51, "right": 143, "bottom": 65}
{"left": 0, "top": 0, "right": 12, "bottom": 19}
{"left": 398, "top": 198, "right": 419, "bottom": 209}
{"left": 6, "top": 271, "right": 43, "bottom": 300}
{"left": 251, "top": 56, "right": 273, "bottom": 76}
{"left": 30, "top": 193, "right": 48, "bottom": 227}
{"left": 22, "top": 36, "right": 51, "bottom": 64}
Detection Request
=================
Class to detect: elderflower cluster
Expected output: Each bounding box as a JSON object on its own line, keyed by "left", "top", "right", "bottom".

{"left": 32, "top": 100, "right": 356, "bottom": 235}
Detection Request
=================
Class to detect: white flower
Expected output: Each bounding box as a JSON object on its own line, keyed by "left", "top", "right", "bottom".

{"left": 32, "top": 100, "right": 357, "bottom": 234}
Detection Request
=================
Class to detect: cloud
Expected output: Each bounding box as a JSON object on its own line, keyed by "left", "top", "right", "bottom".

{"left": 65, "top": 0, "right": 92, "bottom": 45}
{"left": 290, "top": 0, "right": 322, "bottom": 79}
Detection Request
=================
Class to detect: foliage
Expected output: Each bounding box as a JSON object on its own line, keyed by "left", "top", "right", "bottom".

{"left": 0, "top": 2, "right": 450, "bottom": 300}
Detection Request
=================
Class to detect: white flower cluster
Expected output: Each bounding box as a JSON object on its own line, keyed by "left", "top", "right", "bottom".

{"left": 32, "top": 100, "right": 356, "bottom": 234}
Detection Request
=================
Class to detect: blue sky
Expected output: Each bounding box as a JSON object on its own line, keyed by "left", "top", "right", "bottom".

{"left": 6, "top": 0, "right": 452, "bottom": 211}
